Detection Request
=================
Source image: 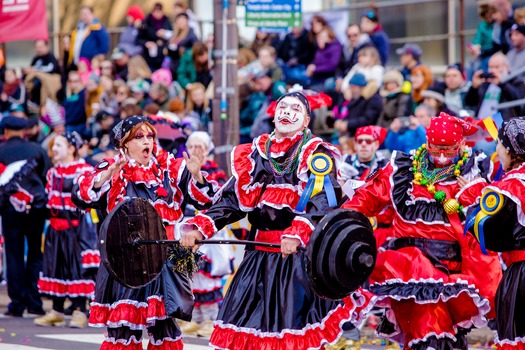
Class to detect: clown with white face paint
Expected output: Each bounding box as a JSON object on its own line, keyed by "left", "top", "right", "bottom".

{"left": 180, "top": 91, "right": 372, "bottom": 350}
{"left": 274, "top": 95, "right": 310, "bottom": 137}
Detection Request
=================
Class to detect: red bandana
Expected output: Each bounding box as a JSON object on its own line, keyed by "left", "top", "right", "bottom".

{"left": 426, "top": 112, "right": 476, "bottom": 146}
{"left": 355, "top": 126, "right": 387, "bottom": 145}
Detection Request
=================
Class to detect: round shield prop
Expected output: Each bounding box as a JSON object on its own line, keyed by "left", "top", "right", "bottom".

{"left": 99, "top": 198, "right": 167, "bottom": 289}
{"left": 306, "top": 208, "right": 376, "bottom": 300}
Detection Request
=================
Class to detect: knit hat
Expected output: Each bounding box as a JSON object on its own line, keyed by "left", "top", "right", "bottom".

{"left": 349, "top": 73, "right": 367, "bottom": 87}
{"left": 427, "top": 112, "right": 477, "bottom": 146}
{"left": 446, "top": 63, "right": 466, "bottom": 80}
{"left": 127, "top": 5, "right": 145, "bottom": 22}
{"left": 421, "top": 85, "right": 445, "bottom": 103}
{"left": 380, "top": 69, "right": 404, "bottom": 96}
{"left": 362, "top": 10, "right": 378, "bottom": 22}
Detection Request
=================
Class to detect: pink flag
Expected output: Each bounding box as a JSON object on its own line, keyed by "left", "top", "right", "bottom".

{"left": 0, "top": 0, "right": 48, "bottom": 42}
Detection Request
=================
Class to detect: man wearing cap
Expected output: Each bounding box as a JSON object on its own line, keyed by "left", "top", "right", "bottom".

{"left": 396, "top": 43, "right": 422, "bottom": 81}
{"left": 507, "top": 24, "right": 525, "bottom": 84}
{"left": 343, "top": 113, "right": 502, "bottom": 350}
{"left": 0, "top": 116, "right": 52, "bottom": 317}
{"left": 334, "top": 72, "right": 383, "bottom": 137}
{"left": 110, "top": 48, "right": 129, "bottom": 81}
{"left": 180, "top": 91, "right": 368, "bottom": 350}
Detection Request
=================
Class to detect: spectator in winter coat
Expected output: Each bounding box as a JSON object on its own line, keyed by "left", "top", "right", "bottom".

{"left": 466, "top": 52, "right": 525, "bottom": 121}
{"left": 507, "top": 24, "right": 525, "bottom": 84}
{"left": 396, "top": 43, "right": 422, "bottom": 81}
{"left": 360, "top": 9, "right": 390, "bottom": 65}
{"left": 410, "top": 65, "right": 434, "bottom": 109}
{"left": 334, "top": 73, "right": 383, "bottom": 137}
{"left": 278, "top": 27, "right": 316, "bottom": 81}
{"left": 384, "top": 104, "right": 434, "bottom": 153}
{"left": 444, "top": 63, "right": 473, "bottom": 115}
{"left": 67, "top": 6, "right": 109, "bottom": 66}
{"left": 136, "top": 2, "right": 172, "bottom": 71}
{"left": 117, "top": 5, "right": 145, "bottom": 58}
{"left": 177, "top": 42, "right": 212, "bottom": 90}
{"left": 0, "top": 69, "right": 27, "bottom": 114}
{"left": 306, "top": 28, "right": 342, "bottom": 91}
{"left": 377, "top": 69, "right": 411, "bottom": 128}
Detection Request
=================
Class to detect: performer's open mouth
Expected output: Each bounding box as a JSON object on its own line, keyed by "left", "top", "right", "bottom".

{"left": 142, "top": 147, "right": 150, "bottom": 157}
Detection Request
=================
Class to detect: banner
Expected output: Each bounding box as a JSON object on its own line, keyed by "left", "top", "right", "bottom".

{"left": 246, "top": 0, "right": 301, "bottom": 28}
{"left": 0, "top": 0, "right": 48, "bottom": 42}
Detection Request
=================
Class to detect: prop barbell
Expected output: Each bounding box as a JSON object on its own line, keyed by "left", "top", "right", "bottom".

{"left": 99, "top": 198, "right": 377, "bottom": 300}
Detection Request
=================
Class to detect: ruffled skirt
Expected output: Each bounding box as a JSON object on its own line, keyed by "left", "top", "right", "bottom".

{"left": 38, "top": 217, "right": 99, "bottom": 298}
{"left": 209, "top": 249, "right": 366, "bottom": 350}
{"left": 368, "top": 247, "right": 493, "bottom": 349}
{"left": 494, "top": 261, "right": 525, "bottom": 349}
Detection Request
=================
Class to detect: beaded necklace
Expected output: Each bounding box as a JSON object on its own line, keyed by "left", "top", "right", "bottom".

{"left": 265, "top": 129, "right": 311, "bottom": 176}
{"left": 412, "top": 144, "right": 469, "bottom": 214}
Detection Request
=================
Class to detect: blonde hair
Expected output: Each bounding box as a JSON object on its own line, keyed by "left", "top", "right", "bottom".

{"left": 358, "top": 46, "right": 381, "bottom": 66}
{"left": 185, "top": 82, "right": 209, "bottom": 112}
{"left": 127, "top": 56, "right": 152, "bottom": 80}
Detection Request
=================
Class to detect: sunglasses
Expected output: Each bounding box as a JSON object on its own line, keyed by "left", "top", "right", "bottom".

{"left": 356, "top": 138, "right": 375, "bottom": 145}
{"left": 427, "top": 146, "right": 459, "bottom": 158}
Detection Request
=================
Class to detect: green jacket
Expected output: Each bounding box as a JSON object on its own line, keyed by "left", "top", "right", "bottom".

{"left": 176, "top": 49, "right": 196, "bottom": 89}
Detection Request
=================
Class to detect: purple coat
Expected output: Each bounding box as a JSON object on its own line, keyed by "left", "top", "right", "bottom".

{"left": 312, "top": 40, "right": 342, "bottom": 79}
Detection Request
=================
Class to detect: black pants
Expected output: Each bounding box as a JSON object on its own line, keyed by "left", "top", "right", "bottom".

{"left": 1, "top": 206, "right": 46, "bottom": 314}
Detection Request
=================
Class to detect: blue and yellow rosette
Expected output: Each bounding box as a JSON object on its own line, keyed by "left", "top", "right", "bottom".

{"left": 296, "top": 154, "right": 337, "bottom": 212}
{"left": 464, "top": 190, "right": 504, "bottom": 254}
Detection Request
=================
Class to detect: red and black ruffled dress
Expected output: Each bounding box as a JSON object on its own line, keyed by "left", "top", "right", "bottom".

{"left": 189, "top": 160, "right": 233, "bottom": 308}
{"left": 182, "top": 132, "right": 369, "bottom": 350}
{"left": 343, "top": 150, "right": 502, "bottom": 350}
{"left": 466, "top": 164, "right": 525, "bottom": 349}
{"left": 38, "top": 160, "right": 98, "bottom": 299}
{"left": 73, "top": 153, "right": 217, "bottom": 350}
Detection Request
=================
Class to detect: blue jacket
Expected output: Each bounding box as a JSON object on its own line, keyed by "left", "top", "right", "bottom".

{"left": 384, "top": 126, "right": 426, "bottom": 154}
{"left": 69, "top": 19, "right": 109, "bottom": 64}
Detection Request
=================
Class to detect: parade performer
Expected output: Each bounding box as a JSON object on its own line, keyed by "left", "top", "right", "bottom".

{"left": 180, "top": 91, "right": 366, "bottom": 350}
{"left": 35, "top": 131, "right": 97, "bottom": 328}
{"left": 343, "top": 125, "right": 389, "bottom": 181}
{"left": 466, "top": 117, "right": 525, "bottom": 349}
{"left": 179, "top": 131, "right": 234, "bottom": 338}
{"left": 333, "top": 127, "right": 392, "bottom": 350}
{"left": 342, "top": 112, "right": 502, "bottom": 350}
{"left": 72, "top": 116, "right": 217, "bottom": 349}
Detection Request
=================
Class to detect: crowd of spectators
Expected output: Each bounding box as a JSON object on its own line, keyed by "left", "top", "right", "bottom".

{"left": 0, "top": 0, "right": 524, "bottom": 166}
